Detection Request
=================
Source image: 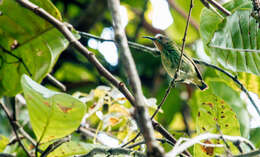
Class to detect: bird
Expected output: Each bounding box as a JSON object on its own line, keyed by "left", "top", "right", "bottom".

{"left": 143, "top": 34, "right": 207, "bottom": 90}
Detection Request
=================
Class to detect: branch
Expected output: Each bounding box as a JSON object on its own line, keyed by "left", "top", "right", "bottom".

{"left": 167, "top": 0, "right": 199, "bottom": 31}
{"left": 40, "top": 136, "right": 70, "bottom": 157}
{"left": 174, "top": 0, "right": 194, "bottom": 80}
{"left": 0, "top": 101, "right": 31, "bottom": 157}
{"left": 78, "top": 31, "right": 160, "bottom": 56}
{"left": 15, "top": 0, "right": 136, "bottom": 111}
{"left": 126, "top": 138, "right": 175, "bottom": 149}
{"left": 46, "top": 74, "right": 67, "bottom": 91}
{"left": 82, "top": 147, "right": 146, "bottom": 157}
{"left": 107, "top": 0, "right": 163, "bottom": 156}
{"left": 165, "top": 133, "right": 255, "bottom": 157}
{"left": 206, "top": 0, "right": 231, "bottom": 16}
{"left": 152, "top": 121, "right": 192, "bottom": 157}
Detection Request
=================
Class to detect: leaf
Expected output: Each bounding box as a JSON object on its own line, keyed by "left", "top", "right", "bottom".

{"left": 48, "top": 141, "right": 103, "bottom": 157}
{"left": 21, "top": 75, "right": 86, "bottom": 143}
{"left": 238, "top": 72, "right": 260, "bottom": 97}
{"left": 166, "top": 0, "right": 203, "bottom": 43}
{"left": 208, "top": 79, "right": 250, "bottom": 137}
{"left": 192, "top": 89, "right": 241, "bottom": 156}
{"left": 0, "top": 135, "right": 9, "bottom": 152}
{"left": 200, "top": 0, "right": 260, "bottom": 75}
{"left": 54, "top": 62, "right": 97, "bottom": 83}
{"left": 249, "top": 127, "right": 260, "bottom": 148}
{"left": 0, "top": 0, "right": 79, "bottom": 96}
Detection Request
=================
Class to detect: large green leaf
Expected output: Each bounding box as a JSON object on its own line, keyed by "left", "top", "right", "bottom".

{"left": 21, "top": 75, "right": 86, "bottom": 143}
{"left": 191, "top": 89, "right": 241, "bottom": 156}
{"left": 0, "top": 0, "right": 78, "bottom": 96}
{"left": 200, "top": 0, "right": 260, "bottom": 75}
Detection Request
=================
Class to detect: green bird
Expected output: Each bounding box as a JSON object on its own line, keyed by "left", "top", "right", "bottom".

{"left": 144, "top": 34, "right": 207, "bottom": 90}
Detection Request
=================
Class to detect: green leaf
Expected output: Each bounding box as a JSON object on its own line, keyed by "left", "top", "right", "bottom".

{"left": 0, "top": 0, "right": 79, "bottom": 96}
{"left": 21, "top": 74, "right": 86, "bottom": 143}
{"left": 250, "top": 127, "right": 260, "bottom": 148}
{"left": 200, "top": 0, "right": 260, "bottom": 75}
{"left": 48, "top": 141, "right": 102, "bottom": 157}
{"left": 191, "top": 89, "right": 241, "bottom": 156}
{"left": 54, "top": 62, "right": 96, "bottom": 83}
{"left": 166, "top": 0, "right": 203, "bottom": 43}
{"left": 0, "top": 135, "right": 9, "bottom": 152}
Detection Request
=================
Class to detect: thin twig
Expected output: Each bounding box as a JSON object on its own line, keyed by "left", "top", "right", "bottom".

{"left": 193, "top": 59, "right": 260, "bottom": 116}
{"left": 216, "top": 124, "right": 233, "bottom": 156}
{"left": 151, "top": 80, "right": 175, "bottom": 119}
{"left": 121, "top": 79, "right": 175, "bottom": 148}
{"left": 207, "top": 0, "right": 231, "bottom": 16}
{"left": 152, "top": 121, "right": 192, "bottom": 157}
{"left": 167, "top": 0, "right": 199, "bottom": 31}
{"left": 126, "top": 138, "right": 175, "bottom": 149}
{"left": 174, "top": 0, "right": 194, "bottom": 80}
{"left": 46, "top": 74, "right": 67, "bottom": 91}
{"left": 40, "top": 136, "right": 70, "bottom": 157}
{"left": 232, "top": 149, "right": 260, "bottom": 157}
{"left": 82, "top": 147, "right": 146, "bottom": 157}
{"left": 107, "top": 0, "right": 163, "bottom": 156}
{"left": 0, "top": 101, "right": 31, "bottom": 157}
{"left": 78, "top": 31, "right": 160, "bottom": 56}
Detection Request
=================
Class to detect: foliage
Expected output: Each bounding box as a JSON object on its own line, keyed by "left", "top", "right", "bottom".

{"left": 0, "top": 0, "right": 260, "bottom": 156}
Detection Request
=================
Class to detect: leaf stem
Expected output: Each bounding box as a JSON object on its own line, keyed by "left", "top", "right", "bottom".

{"left": 0, "top": 100, "right": 31, "bottom": 157}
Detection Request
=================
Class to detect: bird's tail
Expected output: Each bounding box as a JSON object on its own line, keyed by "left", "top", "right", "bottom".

{"left": 197, "top": 80, "right": 208, "bottom": 91}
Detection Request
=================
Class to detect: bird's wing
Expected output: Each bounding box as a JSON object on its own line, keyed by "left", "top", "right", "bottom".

{"left": 183, "top": 53, "right": 203, "bottom": 80}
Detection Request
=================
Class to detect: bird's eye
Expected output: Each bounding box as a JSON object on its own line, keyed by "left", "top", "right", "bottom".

{"left": 159, "top": 36, "right": 162, "bottom": 40}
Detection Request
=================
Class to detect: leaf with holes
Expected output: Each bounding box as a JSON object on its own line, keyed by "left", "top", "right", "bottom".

{"left": 0, "top": 0, "right": 79, "bottom": 96}
{"left": 21, "top": 75, "right": 86, "bottom": 143}
{"left": 200, "top": 0, "right": 260, "bottom": 75}
{"left": 192, "top": 89, "right": 241, "bottom": 156}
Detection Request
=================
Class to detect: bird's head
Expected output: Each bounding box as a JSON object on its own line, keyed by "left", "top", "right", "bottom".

{"left": 143, "top": 34, "right": 171, "bottom": 52}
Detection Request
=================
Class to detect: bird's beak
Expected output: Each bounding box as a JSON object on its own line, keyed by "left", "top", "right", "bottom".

{"left": 143, "top": 36, "right": 156, "bottom": 41}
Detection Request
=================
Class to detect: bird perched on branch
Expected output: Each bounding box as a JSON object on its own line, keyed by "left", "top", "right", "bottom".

{"left": 144, "top": 34, "right": 207, "bottom": 90}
